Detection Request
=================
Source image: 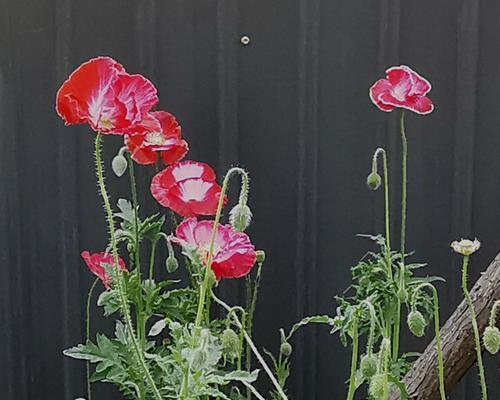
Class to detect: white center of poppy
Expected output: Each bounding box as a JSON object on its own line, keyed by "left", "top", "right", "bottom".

{"left": 172, "top": 163, "right": 205, "bottom": 181}
{"left": 144, "top": 131, "right": 166, "bottom": 146}
{"left": 178, "top": 179, "right": 211, "bottom": 201}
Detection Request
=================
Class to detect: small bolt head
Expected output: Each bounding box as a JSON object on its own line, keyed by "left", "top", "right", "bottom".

{"left": 240, "top": 35, "right": 251, "bottom": 46}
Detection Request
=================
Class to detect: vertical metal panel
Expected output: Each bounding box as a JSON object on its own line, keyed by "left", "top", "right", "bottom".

{"left": 1, "top": 0, "right": 499, "bottom": 399}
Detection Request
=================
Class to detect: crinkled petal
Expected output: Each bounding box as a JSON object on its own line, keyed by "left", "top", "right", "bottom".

{"left": 158, "top": 161, "right": 216, "bottom": 190}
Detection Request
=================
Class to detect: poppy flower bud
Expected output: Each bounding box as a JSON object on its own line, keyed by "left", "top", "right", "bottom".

{"left": 368, "top": 373, "right": 386, "bottom": 399}
{"left": 229, "top": 203, "right": 253, "bottom": 232}
{"left": 483, "top": 326, "right": 500, "bottom": 355}
{"left": 166, "top": 256, "right": 179, "bottom": 273}
{"left": 256, "top": 250, "right": 266, "bottom": 264}
{"left": 221, "top": 328, "right": 240, "bottom": 360}
{"left": 112, "top": 147, "right": 128, "bottom": 177}
{"left": 366, "top": 171, "right": 382, "bottom": 190}
{"left": 397, "top": 287, "right": 408, "bottom": 302}
{"left": 280, "top": 341, "right": 293, "bottom": 357}
{"left": 407, "top": 310, "right": 426, "bottom": 337}
{"left": 360, "top": 353, "right": 378, "bottom": 378}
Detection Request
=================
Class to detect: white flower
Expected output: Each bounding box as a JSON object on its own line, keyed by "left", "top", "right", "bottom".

{"left": 451, "top": 238, "right": 481, "bottom": 256}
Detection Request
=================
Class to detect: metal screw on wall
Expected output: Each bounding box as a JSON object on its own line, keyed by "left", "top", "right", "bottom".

{"left": 240, "top": 35, "right": 251, "bottom": 46}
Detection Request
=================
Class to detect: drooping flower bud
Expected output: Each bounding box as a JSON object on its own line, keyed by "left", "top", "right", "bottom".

{"left": 221, "top": 327, "right": 240, "bottom": 361}
{"left": 280, "top": 341, "right": 293, "bottom": 357}
{"left": 483, "top": 326, "right": 500, "bottom": 355}
{"left": 360, "top": 353, "right": 378, "bottom": 378}
{"left": 367, "top": 171, "right": 382, "bottom": 190}
{"left": 229, "top": 203, "right": 253, "bottom": 232}
{"left": 368, "top": 373, "right": 386, "bottom": 399}
{"left": 407, "top": 310, "right": 426, "bottom": 337}
{"left": 166, "top": 256, "right": 179, "bottom": 273}
{"left": 256, "top": 250, "right": 266, "bottom": 264}
{"left": 111, "top": 147, "right": 128, "bottom": 177}
{"left": 397, "top": 287, "right": 408, "bottom": 302}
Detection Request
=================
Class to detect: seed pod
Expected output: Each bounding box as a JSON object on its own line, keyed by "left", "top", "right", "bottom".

{"left": 483, "top": 326, "right": 500, "bottom": 355}
{"left": 397, "top": 287, "right": 408, "bottom": 303}
{"left": 407, "top": 310, "right": 426, "bottom": 338}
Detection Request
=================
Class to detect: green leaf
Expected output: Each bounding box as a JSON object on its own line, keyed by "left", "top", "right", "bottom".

{"left": 286, "top": 315, "right": 335, "bottom": 340}
{"left": 149, "top": 319, "right": 167, "bottom": 337}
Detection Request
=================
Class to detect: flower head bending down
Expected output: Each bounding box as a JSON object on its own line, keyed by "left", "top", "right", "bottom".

{"left": 151, "top": 160, "right": 226, "bottom": 217}
{"left": 56, "top": 56, "right": 160, "bottom": 134}
{"left": 125, "top": 111, "right": 189, "bottom": 165}
{"left": 172, "top": 218, "right": 256, "bottom": 280}
{"left": 81, "top": 251, "right": 127, "bottom": 289}
{"left": 369, "top": 65, "right": 434, "bottom": 115}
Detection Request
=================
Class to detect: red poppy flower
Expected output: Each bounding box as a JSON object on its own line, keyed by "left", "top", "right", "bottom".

{"left": 151, "top": 161, "right": 226, "bottom": 217}
{"left": 124, "top": 111, "right": 189, "bottom": 165}
{"left": 56, "top": 56, "right": 160, "bottom": 134}
{"left": 369, "top": 65, "right": 434, "bottom": 115}
{"left": 81, "top": 251, "right": 127, "bottom": 289}
{"left": 173, "top": 218, "right": 256, "bottom": 280}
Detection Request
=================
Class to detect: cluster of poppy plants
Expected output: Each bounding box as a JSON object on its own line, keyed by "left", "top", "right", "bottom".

{"left": 56, "top": 56, "right": 256, "bottom": 286}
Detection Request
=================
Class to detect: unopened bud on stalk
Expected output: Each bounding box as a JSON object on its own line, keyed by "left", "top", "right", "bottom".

{"left": 166, "top": 236, "right": 178, "bottom": 273}
{"left": 397, "top": 287, "right": 408, "bottom": 302}
{"left": 166, "top": 256, "right": 179, "bottom": 273}
{"left": 360, "top": 353, "right": 378, "bottom": 378}
{"left": 407, "top": 310, "right": 426, "bottom": 337}
{"left": 112, "top": 147, "right": 128, "bottom": 177}
{"left": 483, "top": 326, "right": 500, "bottom": 354}
{"left": 368, "top": 373, "right": 386, "bottom": 399}
{"left": 280, "top": 341, "right": 293, "bottom": 357}
{"left": 229, "top": 203, "right": 253, "bottom": 232}
{"left": 221, "top": 327, "right": 240, "bottom": 359}
{"left": 256, "top": 250, "right": 266, "bottom": 264}
{"left": 366, "top": 171, "right": 382, "bottom": 190}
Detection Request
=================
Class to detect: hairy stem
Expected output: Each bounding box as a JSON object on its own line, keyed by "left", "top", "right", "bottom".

{"left": 194, "top": 167, "right": 248, "bottom": 331}
{"left": 148, "top": 239, "right": 158, "bottom": 281}
{"left": 346, "top": 315, "right": 359, "bottom": 400}
{"left": 94, "top": 133, "right": 162, "bottom": 400}
{"left": 85, "top": 278, "right": 98, "bottom": 400}
{"left": 211, "top": 291, "right": 289, "bottom": 400}
{"left": 489, "top": 300, "right": 500, "bottom": 327}
{"left": 461, "top": 255, "right": 488, "bottom": 400}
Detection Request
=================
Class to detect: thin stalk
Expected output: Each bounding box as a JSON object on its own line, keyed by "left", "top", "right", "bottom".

{"left": 194, "top": 167, "right": 247, "bottom": 331}
{"left": 148, "top": 239, "right": 158, "bottom": 281}
{"left": 211, "top": 291, "right": 289, "bottom": 400}
{"left": 412, "top": 283, "right": 446, "bottom": 400}
{"left": 489, "top": 300, "right": 500, "bottom": 327}
{"left": 346, "top": 315, "right": 359, "bottom": 400}
{"left": 85, "top": 278, "right": 99, "bottom": 400}
{"left": 462, "top": 255, "right": 488, "bottom": 400}
{"left": 246, "top": 260, "right": 264, "bottom": 372}
{"left": 94, "top": 133, "right": 162, "bottom": 400}
{"left": 393, "top": 110, "right": 407, "bottom": 361}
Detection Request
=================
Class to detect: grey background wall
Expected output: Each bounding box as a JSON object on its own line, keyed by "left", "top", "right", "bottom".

{"left": 1, "top": 0, "right": 499, "bottom": 398}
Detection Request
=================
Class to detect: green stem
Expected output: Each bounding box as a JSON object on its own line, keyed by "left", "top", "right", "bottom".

{"left": 194, "top": 167, "right": 247, "bottom": 331}
{"left": 346, "top": 315, "right": 359, "bottom": 400}
{"left": 211, "top": 291, "right": 289, "bottom": 400}
{"left": 85, "top": 278, "right": 99, "bottom": 400}
{"left": 148, "top": 239, "right": 158, "bottom": 281}
{"left": 94, "top": 133, "right": 162, "bottom": 400}
{"left": 489, "top": 300, "right": 500, "bottom": 327}
{"left": 246, "top": 260, "right": 264, "bottom": 371}
{"left": 462, "top": 255, "right": 488, "bottom": 400}
{"left": 412, "top": 283, "right": 446, "bottom": 399}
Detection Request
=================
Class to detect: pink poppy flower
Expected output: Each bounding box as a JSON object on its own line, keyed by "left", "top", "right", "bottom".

{"left": 369, "top": 65, "right": 434, "bottom": 115}
{"left": 56, "top": 56, "right": 160, "bottom": 134}
{"left": 124, "top": 111, "right": 189, "bottom": 165}
{"left": 173, "top": 218, "right": 256, "bottom": 280}
{"left": 151, "top": 161, "right": 226, "bottom": 217}
{"left": 81, "top": 251, "right": 127, "bottom": 289}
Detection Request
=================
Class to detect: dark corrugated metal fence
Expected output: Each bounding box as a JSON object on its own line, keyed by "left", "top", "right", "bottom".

{"left": 1, "top": 0, "right": 499, "bottom": 398}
